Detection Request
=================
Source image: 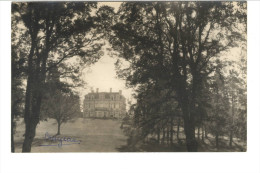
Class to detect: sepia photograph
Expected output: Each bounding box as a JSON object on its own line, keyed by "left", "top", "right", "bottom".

{"left": 11, "top": 1, "right": 247, "bottom": 153}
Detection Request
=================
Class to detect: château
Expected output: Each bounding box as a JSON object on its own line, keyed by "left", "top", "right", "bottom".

{"left": 83, "top": 88, "right": 126, "bottom": 119}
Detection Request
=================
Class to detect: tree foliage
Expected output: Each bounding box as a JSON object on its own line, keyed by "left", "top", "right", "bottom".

{"left": 40, "top": 67, "right": 81, "bottom": 135}
{"left": 12, "top": 2, "right": 104, "bottom": 152}
{"left": 108, "top": 2, "right": 246, "bottom": 151}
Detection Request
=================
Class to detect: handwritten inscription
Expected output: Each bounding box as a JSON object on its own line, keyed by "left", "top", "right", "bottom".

{"left": 39, "top": 132, "right": 81, "bottom": 147}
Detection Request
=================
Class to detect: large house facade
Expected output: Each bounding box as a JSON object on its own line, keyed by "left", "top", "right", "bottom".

{"left": 83, "top": 88, "right": 126, "bottom": 119}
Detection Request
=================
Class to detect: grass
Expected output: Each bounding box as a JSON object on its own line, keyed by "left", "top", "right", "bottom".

{"left": 14, "top": 118, "right": 246, "bottom": 152}
{"left": 117, "top": 127, "right": 246, "bottom": 152}
{"left": 14, "top": 118, "right": 128, "bottom": 152}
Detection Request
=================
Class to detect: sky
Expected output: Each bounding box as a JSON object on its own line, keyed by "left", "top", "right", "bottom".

{"left": 77, "top": 1, "right": 246, "bottom": 111}
{"left": 98, "top": 2, "right": 121, "bottom": 11}
{"left": 78, "top": 2, "right": 134, "bottom": 110}
{"left": 14, "top": 1, "right": 246, "bottom": 111}
{"left": 79, "top": 50, "right": 135, "bottom": 108}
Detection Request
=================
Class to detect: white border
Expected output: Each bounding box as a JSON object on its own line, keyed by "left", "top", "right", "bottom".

{"left": 0, "top": 1, "right": 259, "bottom": 173}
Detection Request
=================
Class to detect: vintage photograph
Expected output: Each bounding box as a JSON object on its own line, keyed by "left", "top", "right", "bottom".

{"left": 11, "top": 1, "right": 247, "bottom": 152}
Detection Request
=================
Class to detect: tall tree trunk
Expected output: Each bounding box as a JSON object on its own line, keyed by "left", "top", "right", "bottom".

{"left": 205, "top": 125, "right": 208, "bottom": 139}
{"left": 201, "top": 125, "right": 204, "bottom": 143}
{"left": 166, "top": 125, "right": 169, "bottom": 145}
{"left": 229, "top": 131, "right": 233, "bottom": 147}
{"left": 170, "top": 117, "right": 173, "bottom": 145}
{"left": 177, "top": 117, "right": 180, "bottom": 141}
{"left": 22, "top": 77, "right": 43, "bottom": 152}
{"left": 22, "top": 76, "right": 39, "bottom": 152}
{"left": 197, "top": 126, "right": 200, "bottom": 140}
{"left": 22, "top": 88, "right": 32, "bottom": 152}
{"left": 216, "top": 133, "right": 219, "bottom": 150}
{"left": 22, "top": 26, "right": 45, "bottom": 152}
{"left": 22, "top": 86, "right": 42, "bottom": 152}
{"left": 22, "top": 32, "right": 37, "bottom": 152}
{"left": 11, "top": 99, "right": 20, "bottom": 152}
{"left": 22, "top": 14, "right": 51, "bottom": 152}
{"left": 57, "top": 122, "right": 61, "bottom": 135}
{"left": 22, "top": 120, "right": 38, "bottom": 152}
{"left": 230, "top": 93, "right": 234, "bottom": 147}
{"left": 22, "top": 57, "right": 47, "bottom": 152}
{"left": 162, "top": 128, "right": 165, "bottom": 144}
{"left": 181, "top": 100, "right": 198, "bottom": 151}
{"left": 11, "top": 112, "right": 15, "bottom": 153}
{"left": 157, "top": 128, "right": 160, "bottom": 144}
{"left": 177, "top": 71, "right": 198, "bottom": 151}
{"left": 183, "top": 118, "right": 197, "bottom": 151}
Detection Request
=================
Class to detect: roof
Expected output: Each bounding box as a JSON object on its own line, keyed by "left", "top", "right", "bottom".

{"left": 85, "top": 92, "right": 126, "bottom": 99}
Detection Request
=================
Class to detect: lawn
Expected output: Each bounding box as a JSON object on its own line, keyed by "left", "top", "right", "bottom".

{"left": 14, "top": 118, "right": 128, "bottom": 152}
{"left": 14, "top": 118, "right": 246, "bottom": 152}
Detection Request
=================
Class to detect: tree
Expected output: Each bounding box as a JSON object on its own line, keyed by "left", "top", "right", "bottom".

{"left": 225, "top": 56, "right": 247, "bottom": 146}
{"left": 11, "top": 45, "right": 25, "bottom": 152}
{"left": 11, "top": 11, "right": 27, "bottom": 152}
{"left": 208, "top": 62, "right": 230, "bottom": 149}
{"left": 109, "top": 2, "right": 246, "bottom": 151}
{"left": 42, "top": 90, "right": 80, "bottom": 135}
{"left": 41, "top": 66, "right": 81, "bottom": 135}
{"left": 12, "top": 2, "right": 103, "bottom": 152}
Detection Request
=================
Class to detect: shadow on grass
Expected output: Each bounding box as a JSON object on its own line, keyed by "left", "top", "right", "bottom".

{"left": 117, "top": 137, "right": 246, "bottom": 152}
{"left": 14, "top": 138, "right": 49, "bottom": 149}
{"left": 117, "top": 142, "right": 187, "bottom": 152}
{"left": 197, "top": 138, "right": 246, "bottom": 152}
{"left": 14, "top": 134, "right": 83, "bottom": 151}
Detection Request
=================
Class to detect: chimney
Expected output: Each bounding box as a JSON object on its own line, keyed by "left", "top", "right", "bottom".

{"left": 119, "top": 90, "right": 122, "bottom": 95}
{"left": 96, "top": 88, "right": 99, "bottom": 93}
{"left": 110, "top": 88, "right": 112, "bottom": 93}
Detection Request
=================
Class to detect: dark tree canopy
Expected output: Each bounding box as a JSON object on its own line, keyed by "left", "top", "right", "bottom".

{"left": 12, "top": 2, "right": 105, "bottom": 152}
{"left": 108, "top": 2, "right": 246, "bottom": 151}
